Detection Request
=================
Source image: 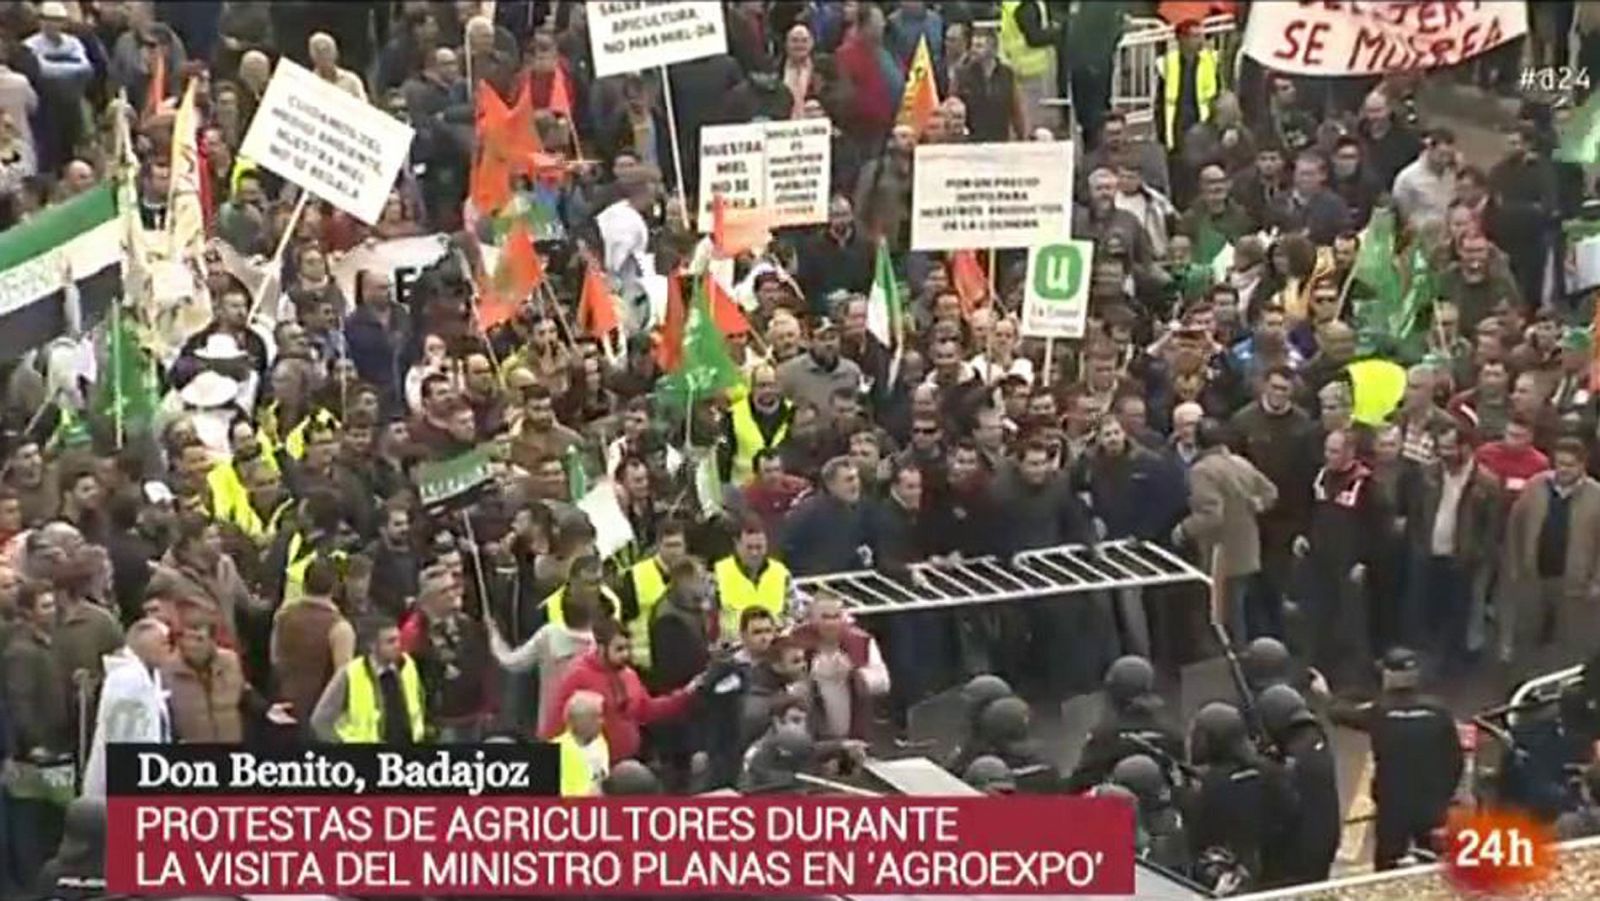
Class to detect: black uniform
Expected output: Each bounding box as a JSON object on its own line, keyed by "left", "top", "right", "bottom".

{"left": 1268, "top": 720, "right": 1341, "bottom": 886}
{"left": 1188, "top": 756, "right": 1300, "bottom": 889}
{"left": 1338, "top": 690, "right": 1463, "bottom": 869}
{"left": 1065, "top": 698, "right": 1186, "bottom": 792}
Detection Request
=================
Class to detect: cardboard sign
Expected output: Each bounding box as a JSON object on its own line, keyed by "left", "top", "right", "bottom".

{"left": 239, "top": 58, "right": 415, "bottom": 224}
{"left": 696, "top": 120, "right": 832, "bottom": 230}
{"left": 1242, "top": 0, "right": 1527, "bottom": 77}
{"left": 911, "top": 142, "right": 1074, "bottom": 251}
{"left": 1021, "top": 240, "right": 1094, "bottom": 340}
{"left": 589, "top": 1, "right": 728, "bottom": 78}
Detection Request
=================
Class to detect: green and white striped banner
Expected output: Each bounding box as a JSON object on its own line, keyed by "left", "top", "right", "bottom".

{"left": 0, "top": 184, "right": 120, "bottom": 361}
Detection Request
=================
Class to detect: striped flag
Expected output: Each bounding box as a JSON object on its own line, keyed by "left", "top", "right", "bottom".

{"left": 0, "top": 184, "right": 120, "bottom": 361}
{"left": 866, "top": 239, "right": 902, "bottom": 349}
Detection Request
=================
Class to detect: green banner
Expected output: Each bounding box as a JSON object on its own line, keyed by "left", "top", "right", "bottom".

{"left": 415, "top": 446, "right": 494, "bottom": 509}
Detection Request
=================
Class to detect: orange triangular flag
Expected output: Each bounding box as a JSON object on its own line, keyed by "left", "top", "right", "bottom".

{"left": 707, "top": 275, "right": 750, "bottom": 336}
{"left": 950, "top": 250, "right": 990, "bottom": 315}
{"left": 710, "top": 193, "right": 771, "bottom": 258}
{"left": 471, "top": 75, "right": 546, "bottom": 214}
{"left": 896, "top": 35, "right": 940, "bottom": 137}
{"left": 145, "top": 50, "right": 166, "bottom": 118}
{"left": 655, "top": 271, "right": 686, "bottom": 371}
{"left": 478, "top": 220, "right": 541, "bottom": 329}
{"left": 578, "top": 264, "right": 620, "bottom": 340}
{"left": 549, "top": 66, "right": 574, "bottom": 119}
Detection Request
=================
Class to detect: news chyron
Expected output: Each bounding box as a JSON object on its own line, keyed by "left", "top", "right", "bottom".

{"left": 106, "top": 744, "right": 1135, "bottom": 896}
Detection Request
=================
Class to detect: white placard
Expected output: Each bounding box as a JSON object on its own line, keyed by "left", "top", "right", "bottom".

{"left": 696, "top": 122, "right": 766, "bottom": 224}
{"left": 588, "top": 1, "right": 728, "bottom": 78}
{"left": 1021, "top": 240, "right": 1094, "bottom": 340}
{"left": 911, "top": 142, "right": 1074, "bottom": 251}
{"left": 761, "top": 118, "right": 832, "bottom": 229}
{"left": 239, "top": 58, "right": 415, "bottom": 224}
{"left": 1242, "top": 0, "right": 1526, "bottom": 77}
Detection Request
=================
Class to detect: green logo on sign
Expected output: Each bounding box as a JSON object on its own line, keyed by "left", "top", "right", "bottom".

{"left": 1031, "top": 244, "right": 1084, "bottom": 302}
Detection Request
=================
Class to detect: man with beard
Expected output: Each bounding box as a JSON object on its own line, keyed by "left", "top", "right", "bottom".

{"left": 400, "top": 564, "right": 490, "bottom": 742}
{"left": 1439, "top": 232, "right": 1522, "bottom": 333}
{"left": 777, "top": 319, "right": 863, "bottom": 414}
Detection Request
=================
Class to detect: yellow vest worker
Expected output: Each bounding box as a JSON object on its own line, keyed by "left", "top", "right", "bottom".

{"left": 622, "top": 557, "right": 671, "bottom": 672}
{"left": 282, "top": 531, "right": 348, "bottom": 606}
{"left": 714, "top": 555, "right": 790, "bottom": 638}
{"left": 999, "top": 1, "right": 1055, "bottom": 79}
{"left": 334, "top": 655, "right": 426, "bottom": 743}
{"left": 1162, "top": 44, "right": 1220, "bottom": 148}
{"left": 544, "top": 584, "right": 621, "bottom": 629}
{"left": 727, "top": 395, "right": 792, "bottom": 484}
{"left": 556, "top": 730, "right": 610, "bottom": 796}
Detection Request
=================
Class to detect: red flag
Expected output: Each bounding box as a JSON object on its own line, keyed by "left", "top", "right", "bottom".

{"left": 145, "top": 50, "right": 166, "bottom": 117}
{"left": 578, "top": 263, "right": 620, "bottom": 340}
{"left": 548, "top": 66, "right": 574, "bottom": 119}
{"left": 950, "top": 250, "right": 989, "bottom": 315}
{"left": 707, "top": 274, "right": 750, "bottom": 336}
{"left": 1157, "top": 1, "right": 1236, "bottom": 25}
{"left": 479, "top": 220, "right": 541, "bottom": 329}
{"left": 655, "top": 271, "right": 686, "bottom": 371}
{"left": 710, "top": 193, "right": 771, "bottom": 258}
{"left": 470, "top": 75, "right": 543, "bottom": 215}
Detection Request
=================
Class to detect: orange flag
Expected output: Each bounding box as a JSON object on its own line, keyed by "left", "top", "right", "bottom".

{"left": 145, "top": 51, "right": 166, "bottom": 117}
{"left": 479, "top": 220, "right": 541, "bottom": 328}
{"left": 578, "top": 263, "right": 620, "bottom": 340}
{"left": 548, "top": 66, "right": 574, "bottom": 119}
{"left": 710, "top": 193, "right": 771, "bottom": 258}
{"left": 950, "top": 250, "right": 990, "bottom": 315}
{"left": 470, "top": 75, "right": 543, "bottom": 215}
{"left": 896, "top": 35, "right": 940, "bottom": 137}
{"left": 1157, "top": 1, "right": 1236, "bottom": 25}
{"left": 655, "top": 271, "right": 686, "bottom": 371}
{"left": 707, "top": 274, "right": 750, "bottom": 336}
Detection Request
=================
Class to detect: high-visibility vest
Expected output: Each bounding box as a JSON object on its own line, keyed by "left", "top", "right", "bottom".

{"left": 999, "top": 1, "right": 1055, "bottom": 79}
{"left": 260, "top": 404, "right": 338, "bottom": 463}
{"left": 713, "top": 556, "right": 790, "bottom": 638}
{"left": 556, "top": 730, "right": 610, "bottom": 796}
{"left": 207, "top": 462, "right": 248, "bottom": 524}
{"left": 729, "top": 397, "right": 790, "bottom": 484}
{"left": 626, "top": 558, "right": 670, "bottom": 672}
{"left": 544, "top": 584, "right": 621, "bottom": 628}
{"left": 335, "top": 654, "right": 426, "bottom": 743}
{"left": 283, "top": 531, "right": 348, "bottom": 606}
{"left": 230, "top": 497, "right": 292, "bottom": 543}
{"left": 1348, "top": 358, "right": 1408, "bottom": 427}
{"left": 1162, "top": 47, "right": 1219, "bottom": 148}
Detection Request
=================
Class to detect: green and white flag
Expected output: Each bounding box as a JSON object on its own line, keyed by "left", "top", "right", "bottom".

{"left": 0, "top": 184, "right": 120, "bottom": 360}
{"left": 866, "top": 239, "right": 901, "bottom": 349}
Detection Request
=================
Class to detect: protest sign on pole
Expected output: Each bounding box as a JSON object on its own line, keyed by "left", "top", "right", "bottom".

{"left": 588, "top": 1, "right": 729, "bottom": 78}
{"left": 1021, "top": 240, "right": 1094, "bottom": 341}
{"left": 695, "top": 119, "right": 832, "bottom": 231}
{"left": 911, "top": 142, "right": 1074, "bottom": 251}
{"left": 239, "top": 58, "right": 415, "bottom": 225}
{"left": 331, "top": 234, "right": 453, "bottom": 306}
{"left": 1241, "top": 1, "right": 1527, "bottom": 77}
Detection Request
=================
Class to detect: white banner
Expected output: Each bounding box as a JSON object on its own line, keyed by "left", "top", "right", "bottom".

{"left": 1241, "top": 1, "right": 1527, "bottom": 77}
{"left": 911, "top": 142, "right": 1074, "bottom": 251}
{"left": 331, "top": 234, "right": 453, "bottom": 306}
{"left": 1021, "top": 240, "right": 1094, "bottom": 341}
{"left": 239, "top": 58, "right": 415, "bottom": 224}
{"left": 589, "top": 1, "right": 728, "bottom": 78}
{"left": 697, "top": 120, "right": 832, "bottom": 231}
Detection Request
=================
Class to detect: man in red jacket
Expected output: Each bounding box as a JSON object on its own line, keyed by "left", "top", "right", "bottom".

{"left": 790, "top": 592, "right": 890, "bottom": 742}
{"left": 542, "top": 617, "right": 699, "bottom": 762}
{"left": 1475, "top": 416, "right": 1551, "bottom": 500}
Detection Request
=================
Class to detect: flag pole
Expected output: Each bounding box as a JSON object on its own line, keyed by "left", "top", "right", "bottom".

{"left": 987, "top": 250, "right": 996, "bottom": 303}
{"left": 248, "top": 190, "right": 312, "bottom": 323}
{"left": 1042, "top": 338, "right": 1054, "bottom": 386}
{"left": 111, "top": 303, "right": 125, "bottom": 450}
{"left": 658, "top": 65, "right": 691, "bottom": 229}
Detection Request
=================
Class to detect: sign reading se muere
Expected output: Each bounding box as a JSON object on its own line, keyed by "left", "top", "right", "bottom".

{"left": 239, "top": 58, "right": 414, "bottom": 225}
{"left": 589, "top": 1, "right": 729, "bottom": 78}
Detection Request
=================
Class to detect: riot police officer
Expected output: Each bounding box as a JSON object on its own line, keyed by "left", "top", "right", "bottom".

{"left": 945, "top": 674, "right": 1015, "bottom": 774}
{"left": 1333, "top": 648, "right": 1462, "bottom": 870}
{"left": 1258, "top": 684, "right": 1340, "bottom": 886}
{"left": 1187, "top": 701, "right": 1299, "bottom": 891}
{"left": 1111, "top": 754, "right": 1192, "bottom": 876}
{"left": 1065, "top": 655, "right": 1186, "bottom": 791}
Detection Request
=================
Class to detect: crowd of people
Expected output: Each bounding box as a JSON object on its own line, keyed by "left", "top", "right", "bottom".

{"left": 1, "top": 0, "right": 1600, "bottom": 897}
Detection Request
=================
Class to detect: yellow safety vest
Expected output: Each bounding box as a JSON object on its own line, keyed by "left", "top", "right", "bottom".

{"left": 999, "top": 1, "right": 1055, "bottom": 79}
{"left": 207, "top": 462, "right": 248, "bottom": 525}
{"left": 713, "top": 556, "right": 790, "bottom": 638}
{"left": 1163, "top": 47, "right": 1220, "bottom": 148}
{"left": 556, "top": 730, "right": 610, "bottom": 797}
{"left": 544, "top": 584, "right": 621, "bottom": 628}
{"left": 335, "top": 654, "right": 426, "bottom": 743}
{"left": 729, "top": 397, "right": 791, "bottom": 484}
{"left": 626, "top": 558, "right": 670, "bottom": 672}
{"left": 283, "top": 531, "right": 349, "bottom": 606}
{"left": 260, "top": 404, "right": 339, "bottom": 463}
{"left": 231, "top": 497, "right": 292, "bottom": 543}
{"left": 1348, "top": 358, "right": 1408, "bottom": 427}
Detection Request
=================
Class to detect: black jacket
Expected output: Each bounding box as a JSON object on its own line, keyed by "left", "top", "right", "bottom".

{"left": 1266, "top": 722, "right": 1341, "bottom": 887}
{"left": 1335, "top": 690, "right": 1462, "bottom": 829}
{"left": 1188, "top": 755, "right": 1300, "bottom": 890}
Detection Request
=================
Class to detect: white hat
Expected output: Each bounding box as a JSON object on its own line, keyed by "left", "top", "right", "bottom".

{"left": 142, "top": 481, "right": 175, "bottom": 505}
{"left": 178, "top": 370, "right": 241, "bottom": 409}
{"left": 193, "top": 332, "right": 248, "bottom": 362}
{"left": 38, "top": 2, "right": 68, "bottom": 19}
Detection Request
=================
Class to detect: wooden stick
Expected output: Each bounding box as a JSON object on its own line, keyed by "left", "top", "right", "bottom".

{"left": 247, "top": 190, "right": 312, "bottom": 323}
{"left": 658, "top": 65, "right": 691, "bottom": 229}
{"left": 1041, "top": 338, "right": 1055, "bottom": 385}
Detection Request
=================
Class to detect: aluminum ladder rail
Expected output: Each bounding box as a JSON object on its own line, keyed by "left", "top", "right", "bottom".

{"left": 793, "top": 539, "right": 1209, "bottom": 617}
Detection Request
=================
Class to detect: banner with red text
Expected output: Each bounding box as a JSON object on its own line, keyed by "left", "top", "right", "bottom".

{"left": 1242, "top": 1, "right": 1528, "bottom": 77}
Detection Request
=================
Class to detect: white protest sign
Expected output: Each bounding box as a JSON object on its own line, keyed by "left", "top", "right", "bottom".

{"left": 762, "top": 119, "right": 832, "bottom": 228}
{"left": 697, "top": 119, "right": 832, "bottom": 230}
{"left": 911, "top": 142, "right": 1073, "bottom": 251}
{"left": 589, "top": 1, "right": 728, "bottom": 78}
{"left": 1242, "top": 1, "right": 1527, "bottom": 77}
{"left": 1021, "top": 240, "right": 1094, "bottom": 340}
{"left": 239, "top": 58, "right": 415, "bottom": 224}
{"left": 331, "top": 234, "right": 453, "bottom": 306}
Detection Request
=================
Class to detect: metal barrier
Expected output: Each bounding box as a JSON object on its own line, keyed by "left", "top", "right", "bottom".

{"left": 794, "top": 540, "right": 1209, "bottom": 616}
{"left": 1113, "top": 14, "right": 1240, "bottom": 131}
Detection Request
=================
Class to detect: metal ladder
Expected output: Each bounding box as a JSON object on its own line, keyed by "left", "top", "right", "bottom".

{"left": 793, "top": 540, "right": 1209, "bottom": 617}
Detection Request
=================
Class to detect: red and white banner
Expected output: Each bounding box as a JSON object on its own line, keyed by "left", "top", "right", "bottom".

{"left": 1242, "top": 1, "right": 1528, "bottom": 77}
{"left": 107, "top": 796, "right": 1135, "bottom": 896}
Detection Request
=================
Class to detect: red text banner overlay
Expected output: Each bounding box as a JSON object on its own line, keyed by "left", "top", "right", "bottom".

{"left": 106, "top": 796, "right": 1135, "bottom": 896}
